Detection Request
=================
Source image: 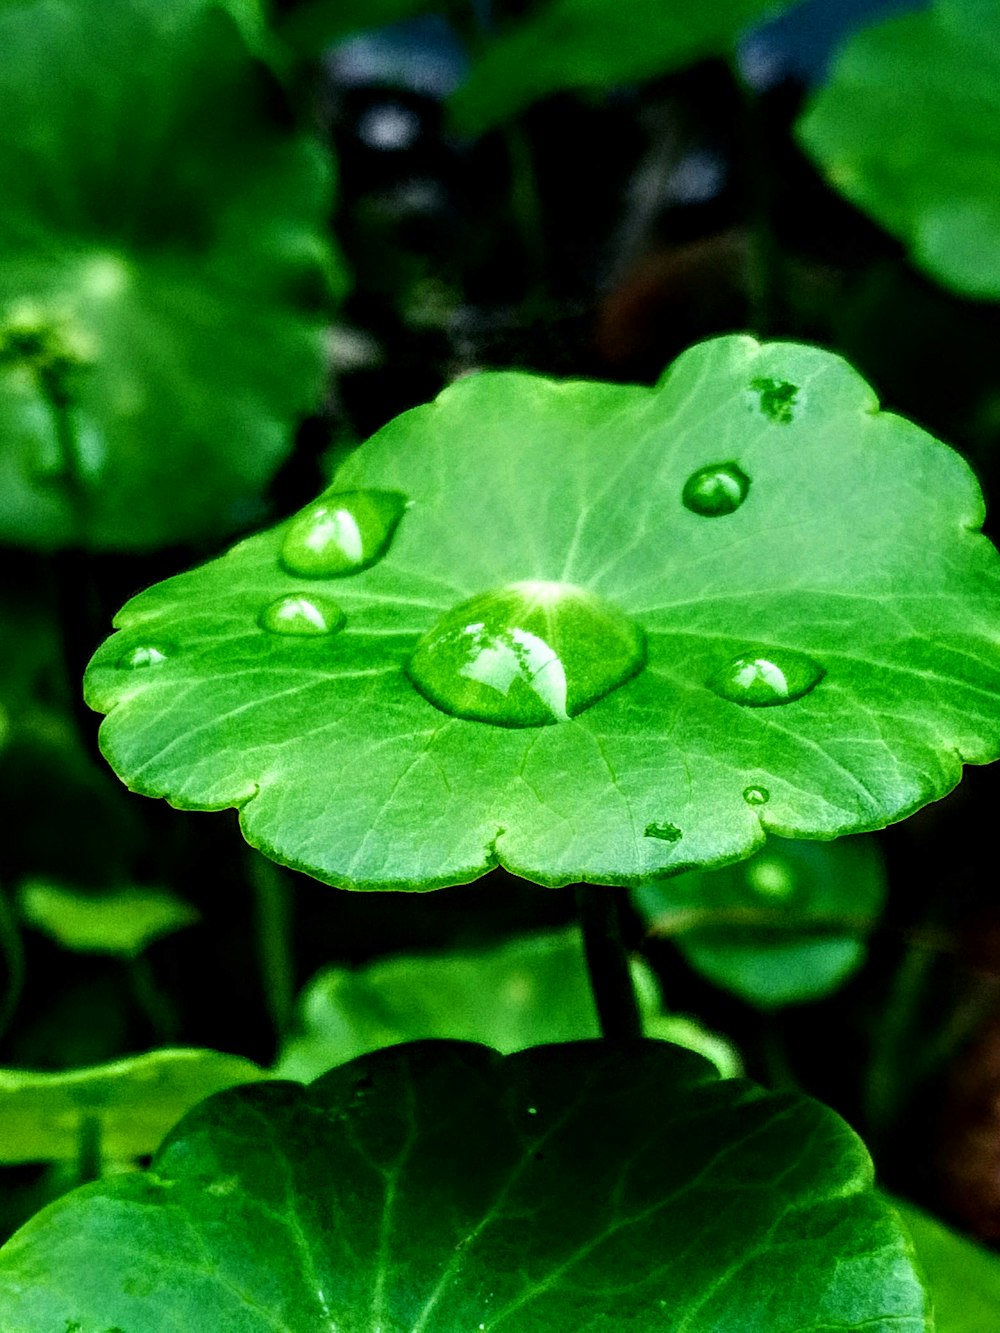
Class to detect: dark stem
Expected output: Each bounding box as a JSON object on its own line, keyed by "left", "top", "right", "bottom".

{"left": 576, "top": 884, "right": 643, "bottom": 1041}
{"left": 250, "top": 852, "right": 295, "bottom": 1040}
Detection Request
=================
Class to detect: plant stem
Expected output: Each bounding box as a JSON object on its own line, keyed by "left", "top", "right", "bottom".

{"left": 576, "top": 885, "right": 643, "bottom": 1041}
{"left": 0, "top": 886, "right": 26, "bottom": 1048}
{"left": 250, "top": 853, "right": 295, "bottom": 1041}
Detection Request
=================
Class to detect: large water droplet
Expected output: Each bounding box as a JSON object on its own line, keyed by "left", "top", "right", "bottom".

{"left": 279, "top": 489, "right": 406, "bottom": 578}
{"left": 407, "top": 580, "right": 645, "bottom": 727}
{"left": 259, "top": 594, "right": 345, "bottom": 637}
{"left": 682, "top": 462, "right": 750, "bottom": 517}
{"left": 710, "top": 648, "right": 824, "bottom": 707}
{"left": 743, "top": 785, "right": 770, "bottom": 806}
{"left": 116, "top": 643, "right": 170, "bottom": 670}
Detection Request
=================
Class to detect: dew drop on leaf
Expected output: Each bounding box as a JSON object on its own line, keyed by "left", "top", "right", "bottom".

{"left": 279, "top": 489, "right": 407, "bottom": 578}
{"left": 259, "top": 594, "right": 346, "bottom": 637}
{"left": 681, "top": 462, "right": 750, "bottom": 516}
{"left": 116, "top": 644, "right": 170, "bottom": 669}
{"left": 407, "top": 580, "right": 645, "bottom": 727}
{"left": 710, "top": 649, "right": 824, "bottom": 707}
{"left": 747, "top": 856, "right": 796, "bottom": 899}
{"left": 644, "top": 821, "right": 682, "bottom": 842}
{"left": 748, "top": 376, "right": 799, "bottom": 423}
{"left": 743, "top": 785, "right": 770, "bottom": 806}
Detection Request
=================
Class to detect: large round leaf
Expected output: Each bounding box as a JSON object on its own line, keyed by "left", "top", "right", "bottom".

{"left": 84, "top": 335, "right": 1000, "bottom": 890}
{"left": 450, "top": 0, "right": 797, "bottom": 134}
{"left": 0, "top": 0, "right": 340, "bottom": 549}
{"left": 0, "top": 1040, "right": 929, "bottom": 1330}
{"left": 798, "top": 0, "right": 1000, "bottom": 300}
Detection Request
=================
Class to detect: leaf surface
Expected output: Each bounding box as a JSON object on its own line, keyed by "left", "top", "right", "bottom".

{"left": 18, "top": 880, "right": 198, "bottom": 958}
{"left": 84, "top": 335, "right": 1000, "bottom": 890}
{"left": 892, "top": 1195, "right": 1000, "bottom": 1332}
{"left": 0, "top": 1040, "right": 929, "bottom": 1330}
{"left": 635, "top": 834, "right": 887, "bottom": 1007}
{"left": 798, "top": 0, "right": 1000, "bottom": 299}
{"left": 451, "top": 0, "right": 796, "bottom": 133}
{"left": 0, "top": 0, "right": 339, "bottom": 549}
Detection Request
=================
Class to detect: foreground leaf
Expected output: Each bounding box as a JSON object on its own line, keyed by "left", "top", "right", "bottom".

{"left": 0, "top": 1040, "right": 928, "bottom": 1330}
{"left": 798, "top": 0, "right": 1000, "bottom": 299}
{"left": 892, "top": 1195, "right": 1000, "bottom": 1332}
{"left": 278, "top": 0, "right": 434, "bottom": 56}
{"left": 635, "top": 835, "right": 887, "bottom": 1007}
{"left": 0, "top": 1049, "right": 263, "bottom": 1164}
{"left": 275, "top": 927, "right": 662, "bottom": 1080}
{"left": 0, "top": 0, "right": 339, "bottom": 549}
{"left": 84, "top": 334, "right": 1000, "bottom": 890}
{"left": 451, "top": 0, "right": 795, "bottom": 134}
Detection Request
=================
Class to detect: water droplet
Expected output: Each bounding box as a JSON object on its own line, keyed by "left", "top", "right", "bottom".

{"left": 747, "top": 856, "right": 796, "bottom": 900}
{"left": 644, "top": 821, "right": 682, "bottom": 843}
{"left": 527, "top": 1106, "right": 538, "bottom": 1116}
{"left": 407, "top": 580, "right": 645, "bottom": 728}
{"left": 748, "top": 376, "right": 798, "bottom": 424}
{"left": 743, "top": 785, "right": 770, "bottom": 806}
{"left": 682, "top": 462, "right": 749, "bottom": 517}
{"left": 279, "top": 489, "right": 406, "bottom": 578}
{"left": 116, "top": 644, "right": 170, "bottom": 670}
{"left": 710, "top": 649, "right": 824, "bottom": 707}
{"left": 259, "top": 594, "right": 345, "bottom": 637}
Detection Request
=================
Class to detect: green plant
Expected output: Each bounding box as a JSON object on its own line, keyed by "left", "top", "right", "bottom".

{"left": 2, "top": 0, "right": 1000, "bottom": 1328}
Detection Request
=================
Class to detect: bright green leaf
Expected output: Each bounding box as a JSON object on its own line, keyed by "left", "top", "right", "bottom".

{"left": 18, "top": 880, "right": 199, "bottom": 958}
{"left": 635, "top": 834, "right": 887, "bottom": 1008}
{"left": 891, "top": 1195, "right": 1000, "bottom": 1332}
{"left": 0, "top": 0, "right": 341, "bottom": 550}
{"left": 0, "top": 1040, "right": 929, "bottom": 1330}
{"left": 84, "top": 335, "right": 1000, "bottom": 890}
{"left": 275, "top": 927, "right": 661, "bottom": 1080}
{"left": 798, "top": 0, "right": 1000, "bottom": 300}
{"left": 451, "top": 0, "right": 797, "bottom": 134}
{"left": 0, "top": 1049, "right": 264, "bottom": 1164}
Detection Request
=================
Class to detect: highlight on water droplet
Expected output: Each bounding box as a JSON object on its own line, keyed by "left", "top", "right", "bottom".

{"left": 710, "top": 647, "right": 824, "bottom": 707}
{"left": 116, "top": 643, "right": 170, "bottom": 670}
{"left": 748, "top": 376, "right": 798, "bottom": 424}
{"left": 747, "top": 855, "right": 796, "bottom": 900}
{"left": 407, "top": 580, "right": 645, "bottom": 728}
{"left": 279, "top": 489, "right": 406, "bottom": 578}
{"left": 743, "top": 785, "right": 770, "bottom": 806}
{"left": 644, "top": 821, "right": 682, "bottom": 843}
{"left": 682, "top": 462, "right": 750, "bottom": 517}
{"left": 259, "top": 594, "right": 346, "bottom": 637}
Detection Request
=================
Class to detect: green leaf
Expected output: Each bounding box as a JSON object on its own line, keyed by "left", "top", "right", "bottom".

{"left": 0, "top": 0, "right": 340, "bottom": 550}
{"left": 891, "top": 1196, "right": 1000, "bottom": 1332}
{"left": 0, "top": 1048, "right": 264, "bottom": 1164}
{"left": 278, "top": 0, "right": 434, "bottom": 57}
{"left": 18, "top": 880, "right": 199, "bottom": 958}
{"left": 275, "top": 927, "right": 662, "bottom": 1081}
{"left": 798, "top": 0, "right": 1000, "bottom": 300}
{"left": 634, "top": 834, "right": 887, "bottom": 1008}
{"left": 84, "top": 335, "right": 1000, "bottom": 890}
{"left": 451, "top": 0, "right": 796, "bottom": 134}
{"left": 0, "top": 1040, "right": 929, "bottom": 1330}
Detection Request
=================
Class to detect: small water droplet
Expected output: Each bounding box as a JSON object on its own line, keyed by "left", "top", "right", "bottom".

{"left": 747, "top": 856, "right": 796, "bottom": 900}
{"left": 682, "top": 462, "right": 750, "bottom": 517}
{"left": 743, "top": 785, "right": 770, "bottom": 806}
{"left": 748, "top": 376, "right": 798, "bottom": 424}
{"left": 116, "top": 644, "right": 170, "bottom": 669}
{"left": 710, "top": 649, "right": 824, "bottom": 707}
{"left": 644, "top": 821, "right": 682, "bottom": 843}
{"left": 279, "top": 489, "right": 406, "bottom": 578}
{"left": 259, "top": 594, "right": 345, "bottom": 637}
{"left": 407, "top": 580, "right": 645, "bottom": 728}
{"left": 527, "top": 1106, "right": 538, "bottom": 1115}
